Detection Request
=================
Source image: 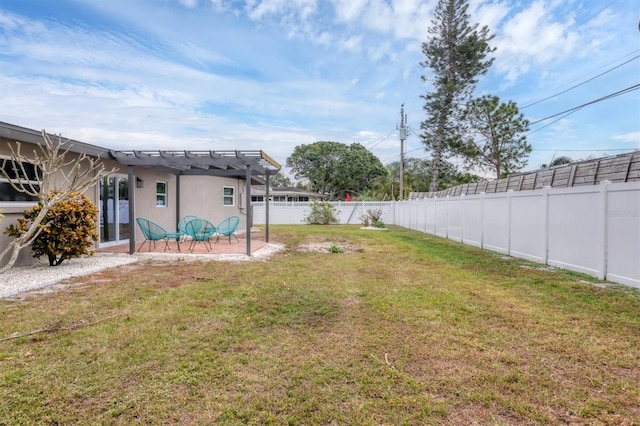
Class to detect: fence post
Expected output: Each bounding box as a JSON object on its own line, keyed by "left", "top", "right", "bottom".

{"left": 460, "top": 194, "right": 465, "bottom": 244}
{"left": 480, "top": 192, "right": 485, "bottom": 249}
{"left": 446, "top": 195, "right": 450, "bottom": 239}
{"left": 291, "top": 201, "right": 295, "bottom": 224}
{"left": 542, "top": 186, "right": 550, "bottom": 265}
{"left": 433, "top": 197, "right": 438, "bottom": 236}
{"left": 423, "top": 198, "right": 428, "bottom": 233}
{"left": 392, "top": 200, "right": 396, "bottom": 226}
{"left": 597, "top": 180, "right": 611, "bottom": 280}
{"left": 507, "top": 189, "right": 513, "bottom": 256}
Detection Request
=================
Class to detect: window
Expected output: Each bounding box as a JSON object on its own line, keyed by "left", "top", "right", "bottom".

{"left": 251, "top": 196, "right": 264, "bottom": 202}
{"left": 0, "top": 158, "right": 40, "bottom": 202}
{"left": 223, "top": 186, "right": 235, "bottom": 206}
{"left": 156, "top": 181, "right": 167, "bottom": 207}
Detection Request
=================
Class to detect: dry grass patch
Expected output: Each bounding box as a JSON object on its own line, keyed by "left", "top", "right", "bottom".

{"left": 0, "top": 225, "right": 639, "bottom": 424}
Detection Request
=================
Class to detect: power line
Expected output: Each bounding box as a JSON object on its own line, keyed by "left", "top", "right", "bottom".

{"left": 528, "top": 83, "right": 640, "bottom": 126}
{"left": 363, "top": 129, "right": 396, "bottom": 150}
{"left": 521, "top": 53, "right": 640, "bottom": 109}
{"left": 532, "top": 148, "right": 637, "bottom": 152}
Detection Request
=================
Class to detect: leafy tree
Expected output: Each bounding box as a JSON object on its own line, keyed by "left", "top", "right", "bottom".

{"left": 420, "top": 0, "right": 495, "bottom": 192}
{"left": 541, "top": 156, "right": 572, "bottom": 169}
{"left": 6, "top": 192, "right": 99, "bottom": 266}
{"left": 358, "top": 166, "right": 395, "bottom": 201}
{"left": 268, "top": 171, "right": 292, "bottom": 187}
{"left": 358, "top": 158, "right": 479, "bottom": 200}
{"left": 286, "top": 141, "right": 386, "bottom": 200}
{"left": 386, "top": 158, "right": 479, "bottom": 197}
{"left": 461, "top": 95, "right": 531, "bottom": 178}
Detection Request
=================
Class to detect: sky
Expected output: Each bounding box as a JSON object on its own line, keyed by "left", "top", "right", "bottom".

{"left": 0, "top": 0, "right": 638, "bottom": 178}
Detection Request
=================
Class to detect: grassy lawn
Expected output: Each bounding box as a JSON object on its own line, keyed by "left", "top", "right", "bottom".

{"left": 1, "top": 225, "right": 638, "bottom": 425}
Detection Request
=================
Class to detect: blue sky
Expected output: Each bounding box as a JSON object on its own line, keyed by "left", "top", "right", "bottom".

{"left": 1, "top": 0, "right": 638, "bottom": 176}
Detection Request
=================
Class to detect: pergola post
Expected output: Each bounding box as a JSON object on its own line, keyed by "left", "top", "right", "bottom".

{"left": 128, "top": 165, "right": 136, "bottom": 255}
{"left": 265, "top": 169, "right": 270, "bottom": 243}
{"left": 245, "top": 165, "right": 252, "bottom": 256}
{"left": 176, "top": 174, "right": 181, "bottom": 229}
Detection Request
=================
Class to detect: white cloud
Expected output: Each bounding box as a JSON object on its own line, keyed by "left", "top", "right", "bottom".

{"left": 469, "top": 0, "right": 510, "bottom": 33}
{"left": 338, "top": 35, "right": 363, "bottom": 53}
{"left": 360, "top": 0, "right": 393, "bottom": 33}
{"left": 312, "top": 31, "right": 332, "bottom": 46}
{"left": 178, "top": 0, "right": 199, "bottom": 8}
{"left": 614, "top": 132, "right": 640, "bottom": 147}
{"left": 493, "top": 1, "right": 576, "bottom": 81}
{"left": 332, "top": 0, "right": 432, "bottom": 42}
{"left": 332, "top": 0, "right": 368, "bottom": 23}
{"left": 367, "top": 40, "right": 392, "bottom": 62}
{"left": 1, "top": 0, "right": 636, "bottom": 169}
{"left": 245, "top": 0, "right": 317, "bottom": 21}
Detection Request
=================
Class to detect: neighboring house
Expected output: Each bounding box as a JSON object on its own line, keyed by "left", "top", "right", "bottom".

{"left": 250, "top": 186, "right": 327, "bottom": 202}
{"left": 0, "top": 121, "right": 280, "bottom": 267}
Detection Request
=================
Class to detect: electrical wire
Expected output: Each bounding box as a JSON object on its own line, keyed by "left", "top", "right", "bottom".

{"left": 528, "top": 83, "right": 640, "bottom": 126}
{"left": 521, "top": 53, "right": 640, "bottom": 109}
{"left": 363, "top": 129, "right": 396, "bottom": 150}
{"left": 532, "top": 148, "right": 637, "bottom": 152}
{"left": 403, "top": 84, "right": 639, "bottom": 164}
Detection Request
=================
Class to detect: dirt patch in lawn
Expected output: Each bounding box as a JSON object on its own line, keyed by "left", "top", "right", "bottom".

{"left": 296, "top": 241, "right": 364, "bottom": 254}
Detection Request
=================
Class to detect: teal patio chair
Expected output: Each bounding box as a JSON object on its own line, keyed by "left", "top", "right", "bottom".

{"left": 135, "top": 217, "right": 184, "bottom": 252}
{"left": 184, "top": 218, "right": 217, "bottom": 252}
{"left": 215, "top": 215, "right": 241, "bottom": 243}
{"left": 178, "top": 215, "right": 199, "bottom": 241}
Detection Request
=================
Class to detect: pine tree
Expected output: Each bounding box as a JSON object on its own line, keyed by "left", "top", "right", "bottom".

{"left": 420, "top": 0, "right": 495, "bottom": 191}
{"left": 461, "top": 95, "right": 531, "bottom": 178}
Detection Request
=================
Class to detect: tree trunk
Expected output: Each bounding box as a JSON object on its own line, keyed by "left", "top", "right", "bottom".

{"left": 0, "top": 242, "right": 23, "bottom": 274}
{"left": 430, "top": 142, "right": 443, "bottom": 193}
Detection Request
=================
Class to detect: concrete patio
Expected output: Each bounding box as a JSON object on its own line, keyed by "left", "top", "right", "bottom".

{"left": 97, "top": 231, "right": 270, "bottom": 256}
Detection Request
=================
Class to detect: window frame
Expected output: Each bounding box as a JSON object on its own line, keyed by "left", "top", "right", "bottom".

{"left": 0, "top": 156, "right": 41, "bottom": 205}
{"left": 223, "top": 186, "right": 235, "bottom": 206}
{"left": 156, "top": 181, "right": 167, "bottom": 207}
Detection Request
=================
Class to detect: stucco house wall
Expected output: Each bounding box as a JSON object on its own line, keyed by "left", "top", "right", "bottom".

{"left": 178, "top": 175, "right": 247, "bottom": 230}
{"left": 127, "top": 168, "right": 180, "bottom": 240}
{"left": 1, "top": 122, "right": 267, "bottom": 267}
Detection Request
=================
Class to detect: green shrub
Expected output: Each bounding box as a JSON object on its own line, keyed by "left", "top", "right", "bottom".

{"left": 361, "top": 208, "right": 384, "bottom": 227}
{"left": 5, "top": 192, "right": 99, "bottom": 266}
{"left": 327, "top": 244, "right": 343, "bottom": 254}
{"left": 304, "top": 200, "right": 339, "bottom": 225}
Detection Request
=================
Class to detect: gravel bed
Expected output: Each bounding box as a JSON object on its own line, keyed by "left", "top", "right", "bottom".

{"left": 0, "top": 254, "right": 139, "bottom": 299}
{"left": 0, "top": 243, "right": 285, "bottom": 299}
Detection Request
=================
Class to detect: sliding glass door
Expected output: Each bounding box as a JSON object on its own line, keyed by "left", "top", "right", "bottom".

{"left": 99, "top": 175, "right": 130, "bottom": 245}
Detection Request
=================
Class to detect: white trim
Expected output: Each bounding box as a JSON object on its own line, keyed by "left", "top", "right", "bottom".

{"left": 223, "top": 186, "right": 235, "bottom": 207}
{"left": 0, "top": 155, "right": 41, "bottom": 204}
{"left": 156, "top": 180, "right": 168, "bottom": 207}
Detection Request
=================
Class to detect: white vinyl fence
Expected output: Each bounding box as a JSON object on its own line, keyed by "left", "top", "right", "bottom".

{"left": 253, "top": 201, "right": 395, "bottom": 226}
{"left": 252, "top": 181, "right": 640, "bottom": 289}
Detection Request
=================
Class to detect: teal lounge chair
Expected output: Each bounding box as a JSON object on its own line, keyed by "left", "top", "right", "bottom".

{"left": 184, "top": 218, "right": 217, "bottom": 252}
{"left": 136, "top": 217, "right": 184, "bottom": 252}
{"left": 178, "top": 215, "right": 199, "bottom": 241}
{"left": 215, "top": 215, "right": 241, "bottom": 243}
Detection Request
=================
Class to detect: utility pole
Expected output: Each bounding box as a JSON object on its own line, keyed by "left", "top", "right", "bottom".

{"left": 398, "top": 104, "right": 407, "bottom": 200}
